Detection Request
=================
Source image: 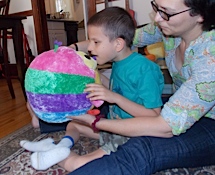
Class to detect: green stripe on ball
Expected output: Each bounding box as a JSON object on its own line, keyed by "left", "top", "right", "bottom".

{"left": 25, "top": 68, "right": 94, "bottom": 94}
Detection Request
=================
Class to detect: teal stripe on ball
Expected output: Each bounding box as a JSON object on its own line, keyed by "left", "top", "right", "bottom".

{"left": 25, "top": 68, "right": 95, "bottom": 94}
{"left": 34, "top": 108, "right": 89, "bottom": 123}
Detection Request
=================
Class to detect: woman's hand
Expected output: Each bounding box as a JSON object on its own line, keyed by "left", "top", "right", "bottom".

{"left": 67, "top": 114, "right": 96, "bottom": 126}
{"left": 85, "top": 83, "right": 117, "bottom": 103}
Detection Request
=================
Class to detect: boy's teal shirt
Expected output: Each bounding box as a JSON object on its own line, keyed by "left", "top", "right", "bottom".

{"left": 107, "top": 52, "right": 164, "bottom": 119}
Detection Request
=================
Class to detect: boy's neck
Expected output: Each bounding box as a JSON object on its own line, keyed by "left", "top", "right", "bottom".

{"left": 114, "top": 48, "right": 133, "bottom": 62}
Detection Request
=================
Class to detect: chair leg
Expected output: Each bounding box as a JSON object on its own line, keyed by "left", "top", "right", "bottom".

{"left": 2, "top": 29, "right": 15, "bottom": 99}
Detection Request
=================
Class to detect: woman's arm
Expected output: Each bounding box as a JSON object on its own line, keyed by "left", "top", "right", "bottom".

{"left": 69, "top": 114, "right": 173, "bottom": 138}
{"left": 69, "top": 40, "right": 90, "bottom": 53}
{"left": 69, "top": 23, "right": 163, "bottom": 52}
{"left": 133, "top": 23, "right": 163, "bottom": 48}
{"left": 97, "top": 115, "right": 172, "bottom": 137}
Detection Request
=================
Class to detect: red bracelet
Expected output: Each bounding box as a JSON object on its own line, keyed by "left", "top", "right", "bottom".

{"left": 91, "top": 115, "right": 105, "bottom": 132}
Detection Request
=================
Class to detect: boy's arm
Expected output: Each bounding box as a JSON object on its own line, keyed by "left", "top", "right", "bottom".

{"left": 113, "top": 93, "right": 161, "bottom": 117}
{"left": 85, "top": 83, "right": 161, "bottom": 117}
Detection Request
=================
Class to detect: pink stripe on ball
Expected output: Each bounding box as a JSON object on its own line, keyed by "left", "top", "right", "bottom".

{"left": 30, "top": 46, "right": 94, "bottom": 78}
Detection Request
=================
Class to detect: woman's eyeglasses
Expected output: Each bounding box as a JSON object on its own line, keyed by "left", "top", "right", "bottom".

{"left": 151, "top": 1, "right": 192, "bottom": 21}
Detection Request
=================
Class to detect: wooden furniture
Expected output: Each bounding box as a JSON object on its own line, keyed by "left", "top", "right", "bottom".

{"left": 47, "top": 19, "right": 78, "bottom": 48}
{"left": 0, "top": 0, "right": 33, "bottom": 99}
{"left": 0, "top": 15, "right": 27, "bottom": 99}
{"left": 0, "top": 0, "right": 14, "bottom": 98}
{"left": 0, "top": 0, "right": 9, "bottom": 15}
{"left": 31, "top": 0, "right": 50, "bottom": 54}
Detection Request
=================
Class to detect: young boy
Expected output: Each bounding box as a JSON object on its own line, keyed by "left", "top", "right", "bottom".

{"left": 20, "top": 7, "right": 164, "bottom": 172}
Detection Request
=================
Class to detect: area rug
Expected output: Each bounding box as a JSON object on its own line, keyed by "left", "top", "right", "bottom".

{"left": 0, "top": 124, "right": 215, "bottom": 175}
{"left": 0, "top": 124, "right": 99, "bottom": 175}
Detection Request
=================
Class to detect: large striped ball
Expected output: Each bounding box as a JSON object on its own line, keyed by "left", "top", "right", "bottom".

{"left": 25, "top": 47, "right": 96, "bottom": 123}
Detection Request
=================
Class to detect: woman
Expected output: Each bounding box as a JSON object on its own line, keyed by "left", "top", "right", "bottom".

{"left": 66, "top": 0, "right": 215, "bottom": 174}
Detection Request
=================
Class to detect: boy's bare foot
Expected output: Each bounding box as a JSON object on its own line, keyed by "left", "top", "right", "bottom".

{"left": 26, "top": 102, "right": 40, "bottom": 128}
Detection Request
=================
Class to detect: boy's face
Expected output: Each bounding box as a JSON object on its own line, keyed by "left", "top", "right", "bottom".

{"left": 87, "top": 25, "right": 118, "bottom": 65}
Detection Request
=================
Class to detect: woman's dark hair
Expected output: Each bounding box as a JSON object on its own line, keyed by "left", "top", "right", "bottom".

{"left": 87, "top": 6, "right": 135, "bottom": 47}
{"left": 184, "top": 0, "right": 215, "bottom": 31}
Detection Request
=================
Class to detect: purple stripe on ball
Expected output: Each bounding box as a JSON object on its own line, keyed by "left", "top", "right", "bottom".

{"left": 26, "top": 91, "right": 92, "bottom": 112}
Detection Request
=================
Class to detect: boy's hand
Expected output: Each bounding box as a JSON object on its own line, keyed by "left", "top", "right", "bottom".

{"left": 84, "top": 83, "right": 116, "bottom": 103}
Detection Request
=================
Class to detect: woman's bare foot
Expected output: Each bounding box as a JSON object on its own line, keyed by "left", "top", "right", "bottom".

{"left": 26, "top": 102, "right": 40, "bottom": 128}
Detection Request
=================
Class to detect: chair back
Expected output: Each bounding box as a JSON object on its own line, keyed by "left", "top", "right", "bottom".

{"left": 0, "top": 0, "right": 10, "bottom": 15}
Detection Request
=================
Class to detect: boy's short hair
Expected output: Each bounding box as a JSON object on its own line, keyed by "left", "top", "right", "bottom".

{"left": 87, "top": 6, "right": 135, "bottom": 47}
{"left": 184, "top": 0, "right": 215, "bottom": 31}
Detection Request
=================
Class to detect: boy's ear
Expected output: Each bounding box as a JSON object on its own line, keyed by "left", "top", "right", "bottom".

{"left": 115, "top": 38, "right": 125, "bottom": 52}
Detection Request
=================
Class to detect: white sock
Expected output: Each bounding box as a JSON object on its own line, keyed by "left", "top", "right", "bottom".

{"left": 20, "top": 138, "right": 56, "bottom": 152}
{"left": 31, "top": 147, "right": 70, "bottom": 170}
{"left": 56, "top": 136, "right": 74, "bottom": 148}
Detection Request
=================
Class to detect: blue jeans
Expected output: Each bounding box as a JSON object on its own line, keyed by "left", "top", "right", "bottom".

{"left": 68, "top": 118, "right": 215, "bottom": 175}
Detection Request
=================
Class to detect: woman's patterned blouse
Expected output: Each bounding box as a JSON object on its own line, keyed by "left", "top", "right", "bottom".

{"left": 133, "top": 23, "right": 215, "bottom": 135}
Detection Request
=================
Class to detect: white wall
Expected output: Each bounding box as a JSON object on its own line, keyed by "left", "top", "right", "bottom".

{"left": 96, "top": 0, "right": 153, "bottom": 26}
{"left": 96, "top": 0, "right": 125, "bottom": 11}
{"left": 7, "top": 0, "right": 37, "bottom": 63}
{"left": 83, "top": 0, "right": 154, "bottom": 40}
{"left": 132, "top": 0, "right": 154, "bottom": 25}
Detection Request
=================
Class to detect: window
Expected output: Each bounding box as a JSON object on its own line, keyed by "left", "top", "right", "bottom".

{"left": 55, "top": 0, "right": 66, "bottom": 12}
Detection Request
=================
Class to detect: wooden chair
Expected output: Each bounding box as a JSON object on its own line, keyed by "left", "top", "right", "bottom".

{"left": 0, "top": 0, "right": 8, "bottom": 14}
{"left": 0, "top": 0, "right": 34, "bottom": 99}
{"left": 0, "top": 0, "right": 15, "bottom": 98}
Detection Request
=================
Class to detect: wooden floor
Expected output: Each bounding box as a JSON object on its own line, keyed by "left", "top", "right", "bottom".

{"left": 0, "top": 78, "right": 31, "bottom": 139}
